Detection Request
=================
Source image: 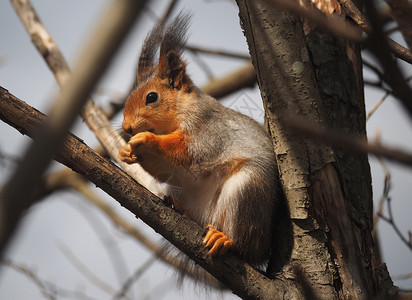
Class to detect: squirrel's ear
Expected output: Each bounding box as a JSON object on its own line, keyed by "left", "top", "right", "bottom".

{"left": 158, "top": 50, "right": 193, "bottom": 92}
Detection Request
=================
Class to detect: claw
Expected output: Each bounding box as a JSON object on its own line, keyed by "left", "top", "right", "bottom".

{"left": 203, "top": 224, "right": 233, "bottom": 256}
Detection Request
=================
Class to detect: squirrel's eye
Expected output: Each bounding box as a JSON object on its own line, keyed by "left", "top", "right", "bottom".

{"left": 145, "top": 92, "right": 158, "bottom": 105}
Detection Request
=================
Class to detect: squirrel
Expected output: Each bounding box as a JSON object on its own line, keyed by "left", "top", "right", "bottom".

{"left": 118, "top": 12, "right": 282, "bottom": 266}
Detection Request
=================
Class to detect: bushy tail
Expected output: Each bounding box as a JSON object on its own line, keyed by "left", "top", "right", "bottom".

{"left": 160, "top": 240, "right": 226, "bottom": 290}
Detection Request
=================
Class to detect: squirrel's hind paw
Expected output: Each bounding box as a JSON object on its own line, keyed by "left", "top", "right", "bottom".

{"left": 203, "top": 224, "right": 234, "bottom": 256}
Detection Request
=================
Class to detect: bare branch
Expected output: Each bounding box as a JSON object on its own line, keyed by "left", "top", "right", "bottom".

{"left": 362, "top": 0, "right": 412, "bottom": 120}
{"left": 286, "top": 115, "right": 412, "bottom": 167}
{"left": 363, "top": 59, "right": 386, "bottom": 83}
{"left": 2, "top": 258, "right": 100, "bottom": 300}
{"left": 339, "top": 0, "right": 412, "bottom": 64}
{"left": 190, "top": 51, "right": 215, "bottom": 80}
{"left": 392, "top": 272, "right": 412, "bottom": 281}
{"left": 372, "top": 156, "right": 391, "bottom": 237}
{"left": 377, "top": 197, "right": 412, "bottom": 252}
{"left": 57, "top": 242, "right": 121, "bottom": 297}
{"left": 384, "top": 0, "right": 412, "bottom": 50}
{"left": 114, "top": 256, "right": 158, "bottom": 300}
{"left": 202, "top": 62, "right": 256, "bottom": 99}
{"left": 158, "top": 0, "right": 181, "bottom": 27}
{"left": 186, "top": 45, "right": 251, "bottom": 60}
{"left": 1, "top": 258, "right": 56, "bottom": 300}
{"left": 366, "top": 91, "right": 390, "bottom": 120}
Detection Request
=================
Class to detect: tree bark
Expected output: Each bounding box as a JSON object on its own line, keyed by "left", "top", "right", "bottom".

{"left": 236, "top": 1, "right": 394, "bottom": 298}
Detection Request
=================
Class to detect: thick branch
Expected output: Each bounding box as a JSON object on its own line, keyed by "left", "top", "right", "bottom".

{"left": 0, "top": 87, "right": 287, "bottom": 300}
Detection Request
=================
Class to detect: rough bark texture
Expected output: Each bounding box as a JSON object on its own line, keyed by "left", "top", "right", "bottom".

{"left": 236, "top": 1, "right": 390, "bottom": 299}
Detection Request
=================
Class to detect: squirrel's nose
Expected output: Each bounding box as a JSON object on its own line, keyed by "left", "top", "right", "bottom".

{"left": 122, "top": 123, "right": 133, "bottom": 135}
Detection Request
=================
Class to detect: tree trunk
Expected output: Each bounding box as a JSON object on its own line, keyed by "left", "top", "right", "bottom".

{"left": 236, "top": 1, "right": 394, "bottom": 298}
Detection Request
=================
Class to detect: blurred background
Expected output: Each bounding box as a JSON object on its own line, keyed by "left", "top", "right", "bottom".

{"left": 0, "top": 0, "right": 411, "bottom": 299}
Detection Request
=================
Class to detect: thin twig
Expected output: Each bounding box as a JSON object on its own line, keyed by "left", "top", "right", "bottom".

{"left": 385, "top": 0, "right": 412, "bottom": 50}
{"left": 362, "top": 0, "right": 412, "bottom": 120}
{"left": 189, "top": 50, "right": 215, "bottom": 80}
{"left": 113, "top": 255, "right": 158, "bottom": 300}
{"left": 372, "top": 155, "right": 391, "bottom": 236}
{"left": 57, "top": 242, "right": 122, "bottom": 297}
{"left": 377, "top": 197, "right": 412, "bottom": 251}
{"left": 340, "top": 0, "right": 412, "bottom": 64}
{"left": 2, "top": 258, "right": 100, "bottom": 300}
{"left": 186, "top": 45, "right": 250, "bottom": 60}
{"left": 366, "top": 91, "right": 390, "bottom": 120}
{"left": 1, "top": 259, "right": 56, "bottom": 300}
{"left": 392, "top": 272, "right": 412, "bottom": 281}
{"left": 64, "top": 189, "right": 131, "bottom": 289}
{"left": 363, "top": 59, "right": 385, "bottom": 82}
{"left": 374, "top": 160, "right": 412, "bottom": 252}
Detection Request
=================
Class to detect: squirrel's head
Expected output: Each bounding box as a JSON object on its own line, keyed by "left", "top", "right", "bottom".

{"left": 122, "top": 12, "right": 195, "bottom": 137}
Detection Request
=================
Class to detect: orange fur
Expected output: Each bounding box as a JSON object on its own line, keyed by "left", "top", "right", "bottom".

{"left": 149, "top": 130, "right": 191, "bottom": 166}
{"left": 122, "top": 76, "right": 196, "bottom": 136}
{"left": 123, "top": 80, "right": 176, "bottom": 135}
{"left": 123, "top": 129, "right": 191, "bottom": 168}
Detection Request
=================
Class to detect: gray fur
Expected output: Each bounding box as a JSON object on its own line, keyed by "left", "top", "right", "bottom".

{"left": 177, "top": 91, "right": 280, "bottom": 263}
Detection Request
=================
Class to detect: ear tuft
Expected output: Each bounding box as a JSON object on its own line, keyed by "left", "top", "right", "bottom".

{"left": 158, "top": 12, "right": 193, "bottom": 91}
{"left": 136, "top": 11, "right": 193, "bottom": 90}
{"left": 137, "top": 24, "right": 163, "bottom": 83}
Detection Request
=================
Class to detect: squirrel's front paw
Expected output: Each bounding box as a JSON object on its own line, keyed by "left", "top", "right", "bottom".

{"left": 128, "top": 131, "right": 155, "bottom": 147}
{"left": 118, "top": 144, "right": 138, "bottom": 164}
{"left": 118, "top": 132, "right": 155, "bottom": 164}
{"left": 203, "top": 224, "right": 234, "bottom": 256}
